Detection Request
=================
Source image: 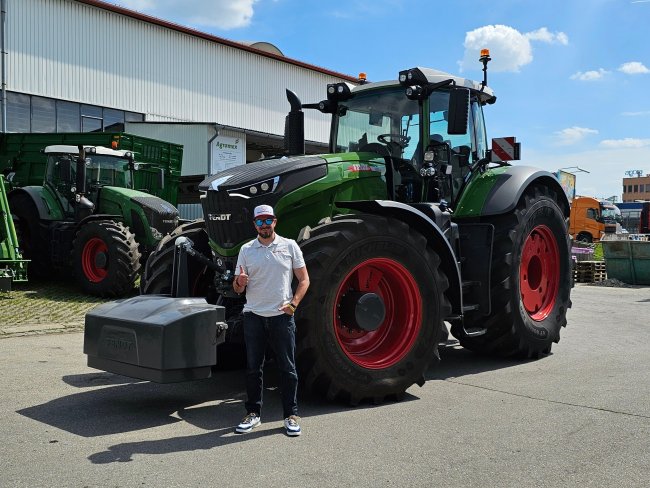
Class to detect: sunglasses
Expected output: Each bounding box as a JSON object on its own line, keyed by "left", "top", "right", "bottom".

{"left": 254, "top": 218, "right": 275, "bottom": 226}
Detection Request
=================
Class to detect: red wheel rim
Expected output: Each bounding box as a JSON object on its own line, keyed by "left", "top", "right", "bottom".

{"left": 519, "top": 225, "right": 560, "bottom": 321}
{"left": 333, "top": 258, "right": 422, "bottom": 369}
{"left": 82, "top": 237, "right": 108, "bottom": 283}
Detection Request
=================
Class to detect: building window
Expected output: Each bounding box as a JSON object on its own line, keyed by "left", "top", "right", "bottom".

{"left": 634, "top": 185, "right": 638, "bottom": 192}
{"left": 7, "top": 92, "right": 31, "bottom": 132}
{"left": 628, "top": 185, "right": 633, "bottom": 193}
{"left": 646, "top": 184, "right": 650, "bottom": 192}
{"left": 31, "top": 96, "right": 56, "bottom": 132}
{"left": 57, "top": 100, "right": 80, "bottom": 132}
{"left": 4, "top": 91, "right": 144, "bottom": 134}
{"left": 103, "top": 108, "right": 125, "bottom": 131}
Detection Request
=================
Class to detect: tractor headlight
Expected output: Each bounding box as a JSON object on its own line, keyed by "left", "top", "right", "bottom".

{"left": 228, "top": 176, "right": 280, "bottom": 199}
{"left": 326, "top": 82, "right": 352, "bottom": 102}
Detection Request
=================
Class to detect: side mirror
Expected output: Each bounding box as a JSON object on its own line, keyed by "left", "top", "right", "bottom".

{"left": 447, "top": 88, "right": 470, "bottom": 135}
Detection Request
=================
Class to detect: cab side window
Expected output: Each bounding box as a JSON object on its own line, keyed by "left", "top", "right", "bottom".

{"left": 586, "top": 208, "right": 597, "bottom": 220}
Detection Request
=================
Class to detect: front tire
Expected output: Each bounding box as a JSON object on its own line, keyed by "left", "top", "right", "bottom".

{"left": 453, "top": 185, "right": 572, "bottom": 358}
{"left": 297, "top": 214, "right": 451, "bottom": 404}
{"left": 71, "top": 220, "right": 141, "bottom": 297}
{"left": 141, "top": 219, "right": 213, "bottom": 297}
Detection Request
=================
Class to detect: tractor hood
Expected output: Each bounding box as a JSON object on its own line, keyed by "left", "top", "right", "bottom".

{"left": 97, "top": 186, "right": 180, "bottom": 243}
{"left": 199, "top": 153, "right": 388, "bottom": 254}
{"left": 199, "top": 155, "right": 328, "bottom": 194}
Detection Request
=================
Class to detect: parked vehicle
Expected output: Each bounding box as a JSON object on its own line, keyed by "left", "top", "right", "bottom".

{"left": 616, "top": 201, "right": 650, "bottom": 234}
{"left": 7, "top": 144, "right": 180, "bottom": 297}
{"left": 85, "top": 52, "right": 572, "bottom": 403}
{"left": 568, "top": 196, "right": 620, "bottom": 242}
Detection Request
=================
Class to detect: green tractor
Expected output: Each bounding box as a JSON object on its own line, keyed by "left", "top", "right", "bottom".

{"left": 85, "top": 54, "right": 572, "bottom": 403}
{"left": 9, "top": 144, "right": 179, "bottom": 297}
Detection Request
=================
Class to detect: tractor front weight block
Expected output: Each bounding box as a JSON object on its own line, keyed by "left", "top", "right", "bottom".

{"left": 84, "top": 295, "right": 227, "bottom": 383}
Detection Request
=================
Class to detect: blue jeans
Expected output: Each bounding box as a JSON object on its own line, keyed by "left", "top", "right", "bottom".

{"left": 243, "top": 312, "right": 298, "bottom": 418}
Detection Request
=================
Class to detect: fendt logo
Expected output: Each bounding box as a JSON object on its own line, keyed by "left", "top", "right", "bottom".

{"left": 208, "top": 213, "right": 232, "bottom": 221}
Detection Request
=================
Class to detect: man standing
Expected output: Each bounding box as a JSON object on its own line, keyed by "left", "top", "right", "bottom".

{"left": 233, "top": 204, "right": 310, "bottom": 437}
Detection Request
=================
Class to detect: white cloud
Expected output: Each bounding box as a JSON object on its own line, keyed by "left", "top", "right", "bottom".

{"left": 618, "top": 61, "right": 650, "bottom": 74}
{"left": 112, "top": 0, "right": 257, "bottom": 29}
{"left": 525, "top": 27, "right": 569, "bottom": 45}
{"left": 622, "top": 111, "right": 650, "bottom": 116}
{"left": 570, "top": 69, "right": 610, "bottom": 81}
{"left": 600, "top": 138, "right": 650, "bottom": 148}
{"left": 555, "top": 126, "right": 598, "bottom": 145}
{"left": 459, "top": 25, "right": 568, "bottom": 72}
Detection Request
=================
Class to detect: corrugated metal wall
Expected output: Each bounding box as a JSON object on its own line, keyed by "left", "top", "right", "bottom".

{"left": 8, "top": 0, "right": 350, "bottom": 142}
{"left": 125, "top": 122, "right": 212, "bottom": 175}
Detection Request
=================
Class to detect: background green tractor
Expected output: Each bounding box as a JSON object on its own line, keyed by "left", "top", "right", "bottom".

{"left": 86, "top": 54, "right": 572, "bottom": 404}
{"left": 9, "top": 144, "right": 179, "bottom": 297}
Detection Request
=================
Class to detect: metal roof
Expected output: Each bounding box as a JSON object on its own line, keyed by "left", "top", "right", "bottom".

{"left": 74, "top": 0, "right": 359, "bottom": 83}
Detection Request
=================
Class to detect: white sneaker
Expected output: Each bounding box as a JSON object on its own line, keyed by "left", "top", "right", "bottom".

{"left": 235, "top": 413, "right": 261, "bottom": 433}
{"left": 284, "top": 415, "right": 301, "bottom": 436}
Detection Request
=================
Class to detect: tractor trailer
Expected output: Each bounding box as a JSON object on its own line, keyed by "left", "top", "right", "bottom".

{"left": 85, "top": 52, "right": 573, "bottom": 403}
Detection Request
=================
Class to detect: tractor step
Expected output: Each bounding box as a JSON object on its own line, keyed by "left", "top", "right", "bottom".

{"left": 84, "top": 295, "right": 227, "bottom": 383}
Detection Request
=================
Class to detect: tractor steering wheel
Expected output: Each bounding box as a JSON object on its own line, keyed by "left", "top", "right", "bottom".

{"left": 378, "top": 133, "right": 410, "bottom": 149}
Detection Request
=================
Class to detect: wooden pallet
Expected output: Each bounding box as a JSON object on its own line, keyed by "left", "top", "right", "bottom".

{"left": 573, "top": 261, "right": 607, "bottom": 283}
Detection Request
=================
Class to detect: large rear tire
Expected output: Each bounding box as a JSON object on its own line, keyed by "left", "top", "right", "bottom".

{"left": 71, "top": 220, "right": 141, "bottom": 297}
{"left": 297, "top": 214, "right": 451, "bottom": 404}
{"left": 140, "top": 219, "right": 213, "bottom": 297}
{"left": 452, "top": 185, "right": 572, "bottom": 358}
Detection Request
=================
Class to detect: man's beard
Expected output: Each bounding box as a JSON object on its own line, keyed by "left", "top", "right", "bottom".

{"left": 257, "top": 228, "right": 273, "bottom": 239}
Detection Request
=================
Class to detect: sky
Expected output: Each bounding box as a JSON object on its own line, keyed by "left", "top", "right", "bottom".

{"left": 106, "top": 0, "right": 650, "bottom": 201}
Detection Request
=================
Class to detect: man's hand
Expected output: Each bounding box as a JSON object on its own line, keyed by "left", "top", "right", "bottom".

{"left": 279, "top": 302, "right": 297, "bottom": 316}
{"left": 234, "top": 265, "right": 248, "bottom": 293}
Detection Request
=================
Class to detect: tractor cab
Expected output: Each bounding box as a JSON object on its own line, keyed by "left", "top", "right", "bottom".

{"left": 44, "top": 145, "right": 135, "bottom": 218}
{"left": 293, "top": 67, "right": 496, "bottom": 209}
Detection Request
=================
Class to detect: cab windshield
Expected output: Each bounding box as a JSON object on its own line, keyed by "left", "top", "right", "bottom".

{"left": 46, "top": 153, "right": 133, "bottom": 189}
{"left": 601, "top": 204, "right": 622, "bottom": 223}
{"left": 334, "top": 87, "right": 420, "bottom": 159}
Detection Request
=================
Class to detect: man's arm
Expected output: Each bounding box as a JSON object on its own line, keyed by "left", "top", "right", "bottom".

{"left": 291, "top": 266, "right": 310, "bottom": 307}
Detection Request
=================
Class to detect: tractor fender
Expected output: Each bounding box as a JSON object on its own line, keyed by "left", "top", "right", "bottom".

{"left": 76, "top": 214, "right": 122, "bottom": 229}
{"left": 335, "top": 199, "right": 463, "bottom": 316}
{"left": 7, "top": 187, "right": 51, "bottom": 220}
{"left": 457, "top": 166, "right": 570, "bottom": 218}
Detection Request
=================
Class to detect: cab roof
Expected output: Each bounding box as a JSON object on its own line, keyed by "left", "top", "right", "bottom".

{"left": 44, "top": 145, "right": 131, "bottom": 157}
{"left": 352, "top": 67, "right": 495, "bottom": 103}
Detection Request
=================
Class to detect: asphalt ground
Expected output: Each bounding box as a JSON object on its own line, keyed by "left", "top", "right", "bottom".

{"left": 0, "top": 283, "right": 648, "bottom": 487}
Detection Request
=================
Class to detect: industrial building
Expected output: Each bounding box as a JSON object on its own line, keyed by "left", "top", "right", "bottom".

{"left": 622, "top": 173, "right": 650, "bottom": 202}
{"left": 0, "top": 0, "right": 357, "bottom": 216}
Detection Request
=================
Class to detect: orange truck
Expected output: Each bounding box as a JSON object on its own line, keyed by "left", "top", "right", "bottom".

{"left": 568, "top": 196, "right": 621, "bottom": 242}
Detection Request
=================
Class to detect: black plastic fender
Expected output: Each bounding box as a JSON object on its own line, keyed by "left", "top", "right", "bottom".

{"left": 336, "top": 199, "right": 463, "bottom": 316}
{"left": 481, "top": 166, "right": 570, "bottom": 217}
{"left": 8, "top": 187, "right": 50, "bottom": 220}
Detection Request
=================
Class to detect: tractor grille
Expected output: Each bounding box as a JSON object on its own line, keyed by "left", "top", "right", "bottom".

{"left": 202, "top": 191, "right": 280, "bottom": 250}
{"left": 131, "top": 196, "right": 179, "bottom": 235}
{"left": 201, "top": 155, "right": 328, "bottom": 250}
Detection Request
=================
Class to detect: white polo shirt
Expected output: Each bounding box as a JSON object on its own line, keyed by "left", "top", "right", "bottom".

{"left": 235, "top": 234, "right": 306, "bottom": 317}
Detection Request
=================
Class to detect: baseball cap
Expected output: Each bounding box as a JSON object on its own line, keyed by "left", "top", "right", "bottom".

{"left": 253, "top": 204, "right": 275, "bottom": 218}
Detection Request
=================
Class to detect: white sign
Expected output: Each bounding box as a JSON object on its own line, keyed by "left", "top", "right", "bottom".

{"left": 211, "top": 134, "right": 246, "bottom": 174}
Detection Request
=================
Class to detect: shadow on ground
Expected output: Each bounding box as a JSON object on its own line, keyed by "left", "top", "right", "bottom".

{"left": 17, "top": 341, "right": 530, "bottom": 463}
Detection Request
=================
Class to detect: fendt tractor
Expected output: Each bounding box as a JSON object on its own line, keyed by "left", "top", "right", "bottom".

{"left": 8, "top": 144, "right": 179, "bottom": 297}
{"left": 85, "top": 52, "right": 572, "bottom": 404}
